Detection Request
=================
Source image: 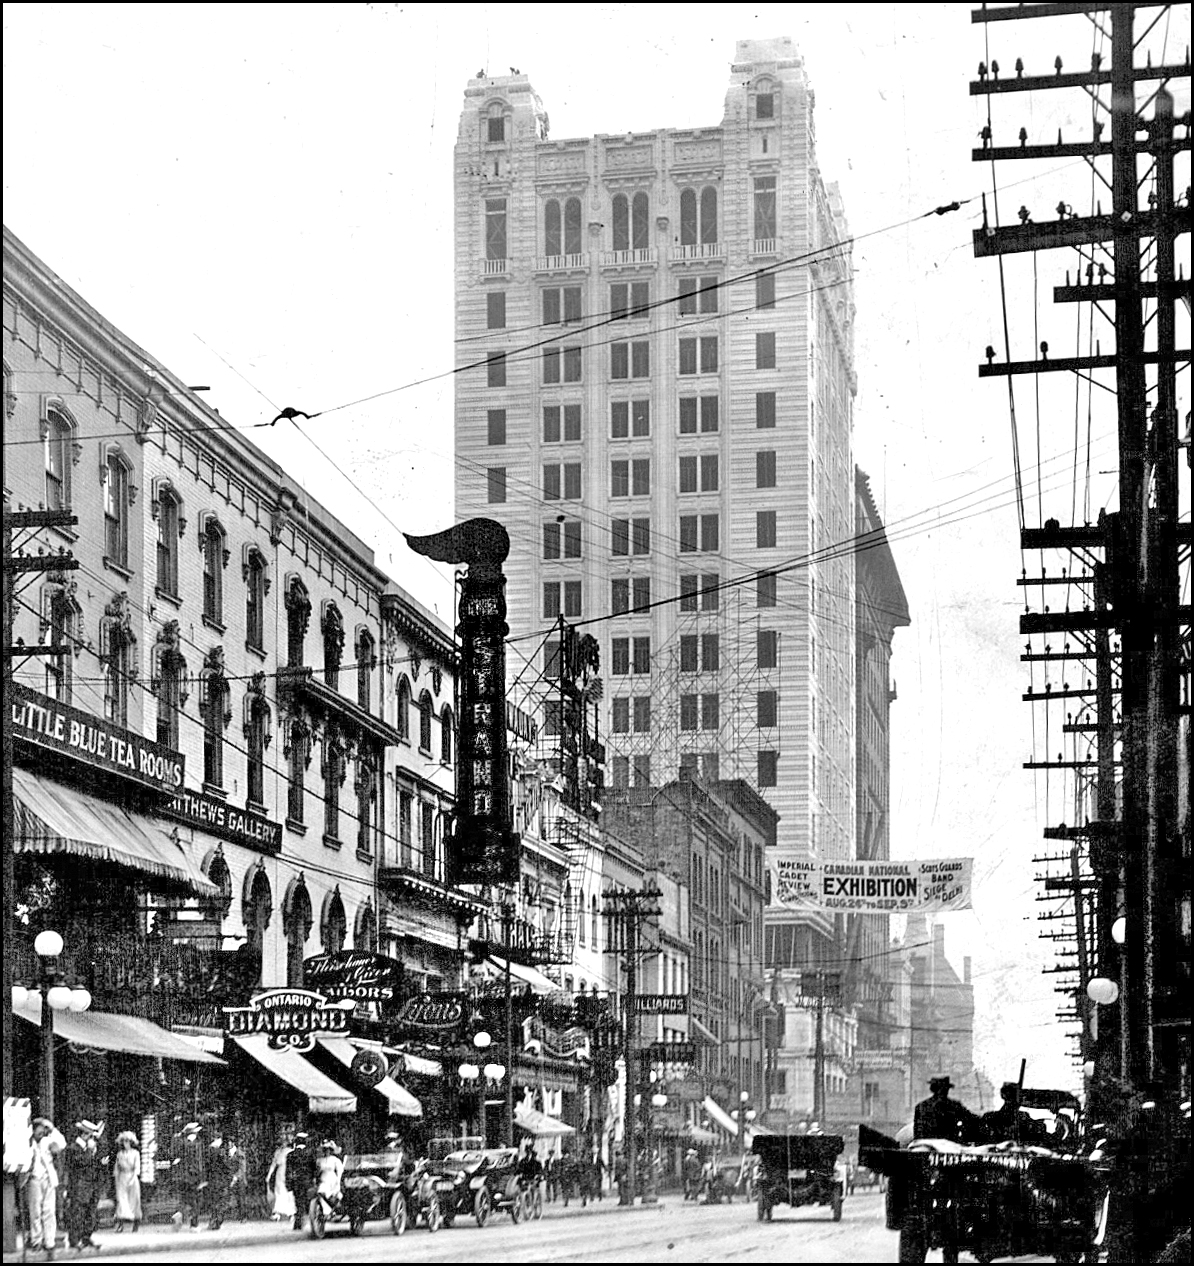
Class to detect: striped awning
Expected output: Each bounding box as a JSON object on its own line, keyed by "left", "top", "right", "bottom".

{"left": 316, "top": 1036, "right": 422, "bottom": 1117}
{"left": 16, "top": 1001, "right": 225, "bottom": 1065}
{"left": 703, "top": 1095, "right": 739, "bottom": 1136}
{"left": 12, "top": 768, "right": 216, "bottom": 897}
{"left": 231, "top": 1035, "right": 356, "bottom": 1115}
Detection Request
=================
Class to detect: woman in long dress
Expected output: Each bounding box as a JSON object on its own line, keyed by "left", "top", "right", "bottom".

{"left": 266, "top": 1135, "right": 295, "bottom": 1220}
{"left": 315, "top": 1141, "right": 343, "bottom": 1204}
{"left": 113, "top": 1131, "right": 142, "bottom": 1231}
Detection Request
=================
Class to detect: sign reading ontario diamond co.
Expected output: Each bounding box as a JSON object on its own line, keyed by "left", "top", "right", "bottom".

{"left": 223, "top": 989, "right": 350, "bottom": 1051}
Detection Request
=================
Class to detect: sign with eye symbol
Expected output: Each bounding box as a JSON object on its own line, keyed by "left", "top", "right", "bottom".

{"left": 350, "top": 1048, "right": 389, "bottom": 1088}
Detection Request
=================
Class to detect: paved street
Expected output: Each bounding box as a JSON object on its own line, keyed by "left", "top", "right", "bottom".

{"left": 3, "top": 1191, "right": 1045, "bottom": 1264}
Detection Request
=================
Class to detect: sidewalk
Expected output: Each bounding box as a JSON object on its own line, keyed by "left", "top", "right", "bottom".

{"left": 3, "top": 1196, "right": 670, "bottom": 1262}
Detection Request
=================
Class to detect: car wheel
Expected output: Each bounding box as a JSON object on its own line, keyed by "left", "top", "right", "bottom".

{"left": 389, "top": 1191, "right": 407, "bottom": 1236}
{"left": 308, "top": 1198, "right": 326, "bottom": 1240}
{"left": 474, "top": 1188, "right": 491, "bottom": 1228}
{"left": 425, "top": 1194, "right": 442, "bottom": 1233}
{"left": 898, "top": 1227, "right": 927, "bottom": 1264}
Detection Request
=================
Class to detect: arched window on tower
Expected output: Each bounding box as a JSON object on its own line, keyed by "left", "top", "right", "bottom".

{"left": 564, "top": 197, "right": 582, "bottom": 255}
{"left": 545, "top": 199, "right": 561, "bottom": 258}
{"left": 632, "top": 192, "right": 649, "bottom": 250}
{"left": 680, "top": 189, "right": 698, "bottom": 246}
{"left": 700, "top": 186, "right": 718, "bottom": 245}
{"left": 612, "top": 195, "right": 629, "bottom": 252}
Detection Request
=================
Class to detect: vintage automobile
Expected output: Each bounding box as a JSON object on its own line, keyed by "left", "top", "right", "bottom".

{"left": 752, "top": 1134, "right": 846, "bottom": 1222}
{"left": 859, "top": 1101, "right": 1111, "bottom": 1265}
{"left": 335, "top": 1151, "right": 411, "bottom": 1237}
{"left": 481, "top": 1147, "right": 535, "bottom": 1222}
{"left": 705, "top": 1155, "right": 756, "bottom": 1203}
{"left": 429, "top": 1148, "right": 500, "bottom": 1228}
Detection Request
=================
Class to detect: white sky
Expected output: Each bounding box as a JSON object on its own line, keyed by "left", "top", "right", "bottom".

{"left": 5, "top": 2, "right": 1190, "bottom": 1097}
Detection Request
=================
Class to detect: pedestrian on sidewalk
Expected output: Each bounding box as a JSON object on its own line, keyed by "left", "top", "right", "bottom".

{"left": 112, "top": 1131, "right": 142, "bottom": 1232}
{"left": 63, "top": 1119, "right": 108, "bottom": 1251}
{"left": 266, "top": 1131, "right": 295, "bottom": 1221}
{"left": 285, "top": 1131, "right": 317, "bottom": 1232}
{"left": 206, "top": 1132, "right": 233, "bottom": 1230}
{"left": 171, "top": 1122, "right": 207, "bottom": 1231}
{"left": 22, "top": 1115, "right": 64, "bottom": 1260}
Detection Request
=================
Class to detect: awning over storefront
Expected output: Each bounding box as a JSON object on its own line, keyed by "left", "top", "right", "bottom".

{"left": 485, "top": 956, "right": 559, "bottom": 996}
{"left": 347, "top": 1040, "right": 441, "bottom": 1078}
{"left": 685, "top": 1124, "right": 720, "bottom": 1145}
{"left": 703, "top": 1095, "right": 739, "bottom": 1136}
{"left": 231, "top": 1034, "right": 356, "bottom": 1115}
{"left": 316, "top": 1036, "right": 421, "bottom": 1117}
{"left": 514, "top": 1107, "right": 575, "bottom": 1137}
{"left": 12, "top": 768, "right": 216, "bottom": 897}
{"left": 690, "top": 1017, "right": 721, "bottom": 1047}
{"left": 15, "top": 1000, "right": 225, "bottom": 1065}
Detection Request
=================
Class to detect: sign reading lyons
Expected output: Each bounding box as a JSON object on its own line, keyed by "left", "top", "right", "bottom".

{"left": 774, "top": 857, "right": 973, "bottom": 913}
{"left": 223, "top": 989, "right": 349, "bottom": 1052}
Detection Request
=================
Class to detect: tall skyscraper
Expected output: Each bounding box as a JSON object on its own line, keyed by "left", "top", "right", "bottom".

{"left": 454, "top": 37, "right": 857, "bottom": 966}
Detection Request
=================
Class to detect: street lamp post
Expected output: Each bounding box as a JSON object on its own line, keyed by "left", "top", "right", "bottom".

{"left": 22, "top": 930, "right": 91, "bottom": 1123}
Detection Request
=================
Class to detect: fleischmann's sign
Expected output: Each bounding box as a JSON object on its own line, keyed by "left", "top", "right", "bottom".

{"left": 223, "top": 989, "right": 350, "bottom": 1051}
{"left": 11, "top": 682, "right": 184, "bottom": 793}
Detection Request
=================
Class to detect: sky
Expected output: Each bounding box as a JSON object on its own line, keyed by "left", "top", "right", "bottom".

{"left": 4, "top": 2, "right": 1190, "bottom": 1096}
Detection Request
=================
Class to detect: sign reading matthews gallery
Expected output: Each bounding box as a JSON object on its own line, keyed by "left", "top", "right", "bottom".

{"left": 11, "top": 682, "right": 184, "bottom": 793}
{"left": 774, "top": 857, "right": 973, "bottom": 913}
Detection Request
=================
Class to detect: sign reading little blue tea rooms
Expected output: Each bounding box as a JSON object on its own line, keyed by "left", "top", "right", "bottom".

{"left": 223, "top": 989, "right": 350, "bottom": 1052}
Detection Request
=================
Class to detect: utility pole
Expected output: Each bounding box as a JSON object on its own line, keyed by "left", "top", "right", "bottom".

{"left": 972, "top": 3, "right": 1191, "bottom": 1097}
{"left": 3, "top": 508, "right": 77, "bottom": 1255}
{"left": 603, "top": 886, "right": 661, "bottom": 1205}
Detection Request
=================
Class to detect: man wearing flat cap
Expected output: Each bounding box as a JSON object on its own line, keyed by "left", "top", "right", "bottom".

{"left": 63, "top": 1120, "right": 107, "bottom": 1250}
{"left": 913, "top": 1075, "right": 984, "bottom": 1144}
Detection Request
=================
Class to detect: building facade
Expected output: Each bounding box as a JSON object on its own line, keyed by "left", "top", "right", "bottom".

{"left": 452, "top": 38, "right": 857, "bottom": 940}
{"left": 3, "top": 226, "right": 471, "bottom": 1168}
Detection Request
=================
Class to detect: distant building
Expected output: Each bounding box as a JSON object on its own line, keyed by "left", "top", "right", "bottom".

{"left": 453, "top": 34, "right": 859, "bottom": 1126}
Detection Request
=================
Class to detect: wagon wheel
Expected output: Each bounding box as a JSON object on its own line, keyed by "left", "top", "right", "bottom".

{"left": 308, "top": 1197, "right": 326, "bottom": 1240}
{"left": 389, "top": 1190, "right": 408, "bottom": 1236}
{"left": 474, "top": 1187, "right": 491, "bottom": 1228}
{"left": 425, "top": 1193, "right": 442, "bottom": 1233}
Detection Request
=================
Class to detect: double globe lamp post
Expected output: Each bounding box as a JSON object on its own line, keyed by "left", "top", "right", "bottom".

{"left": 458, "top": 1030, "right": 505, "bottom": 1146}
{"left": 11, "top": 930, "right": 92, "bottom": 1122}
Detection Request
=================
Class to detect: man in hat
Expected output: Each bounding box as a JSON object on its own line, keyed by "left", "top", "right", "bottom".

{"left": 206, "top": 1131, "right": 234, "bottom": 1231}
{"left": 284, "top": 1131, "right": 317, "bottom": 1232}
{"left": 913, "top": 1076, "right": 983, "bottom": 1144}
{"left": 63, "top": 1120, "right": 107, "bottom": 1250}
{"left": 23, "top": 1116, "right": 63, "bottom": 1259}
{"left": 171, "top": 1122, "right": 207, "bottom": 1231}
{"left": 682, "top": 1147, "right": 702, "bottom": 1201}
{"left": 982, "top": 1082, "right": 1041, "bottom": 1145}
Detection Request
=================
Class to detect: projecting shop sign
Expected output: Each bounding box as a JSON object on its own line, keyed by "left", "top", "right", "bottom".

{"left": 632, "top": 995, "right": 688, "bottom": 1015}
{"left": 773, "top": 857, "right": 973, "bottom": 913}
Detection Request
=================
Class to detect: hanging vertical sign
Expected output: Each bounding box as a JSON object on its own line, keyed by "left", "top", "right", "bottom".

{"left": 405, "top": 519, "right": 519, "bottom": 885}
